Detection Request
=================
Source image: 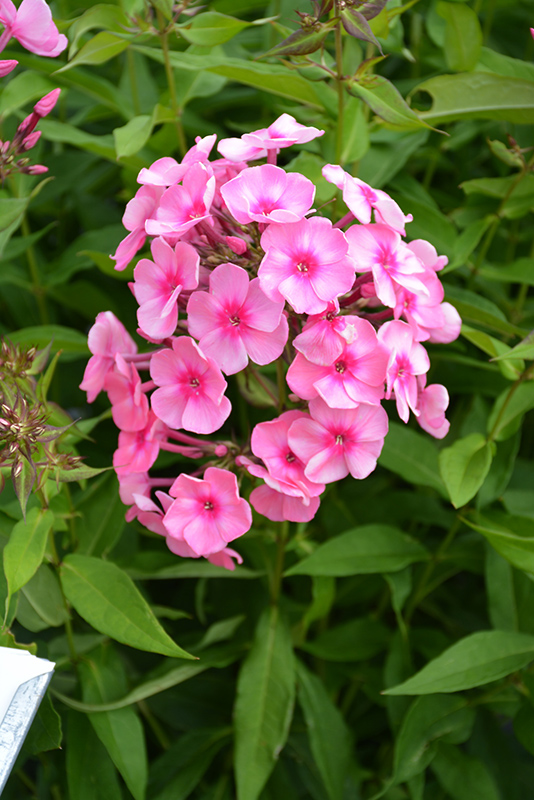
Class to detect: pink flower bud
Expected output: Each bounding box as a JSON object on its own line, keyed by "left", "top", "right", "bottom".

{"left": 17, "top": 113, "right": 37, "bottom": 138}
{"left": 226, "top": 235, "right": 247, "bottom": 255}
{"left": 25, "top": 164, "right": 48, "bottom": 174}
{"left": 22, "top": 131, "right": 41, "bottom": 151}
{"left": 214, "top": 444, "right": 228, "bottom": 457}
{"left": 0, "top": 60, "right": 18, "bottom": 77}
{"left": 33, "top": 88, "right": 61, "bottom": 118}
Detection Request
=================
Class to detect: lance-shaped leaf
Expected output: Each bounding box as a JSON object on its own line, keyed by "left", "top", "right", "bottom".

{"left": 491, "top": 329, "right": 534, "bottom": 362}
{"left": 12, "top": 455, "right": 36, "bottom": 519}
{"left": 60, "top": 554, "right": 194, "bottom": 659}
{"left": 348, "top": 74, "right": 436, "bottom": 131}
{"left": 261, "top": 21, "right": 336, "bottom": 58}
{"left": 439, "top": 433, "right": 494, "bottom": 508}
{"left": 3, "top": 507, "right": 54, "bottom": 599}
{"left": 340, "top": 9, "right": 383, "bottom": 54}
{"left": 360, "top": 0, "right": 387, "bottom": 20}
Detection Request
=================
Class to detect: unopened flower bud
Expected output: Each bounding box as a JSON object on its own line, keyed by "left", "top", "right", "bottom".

{"left": 33, "top": 88, "right": 61, "bottom": 118}
{"left": 226, "top": 235, "right": 247, "bottom": 255}
{"left": 22, "top": 131, "right": 41, "bottom": 151}
{"left": 25, "top": 164, "right": 49, "bottom": 175}
{"left": 0, "top": 60, "right": 17, "bottom": 77}
{"left": 214, "top": 444, "right": 228, "bottom": 457}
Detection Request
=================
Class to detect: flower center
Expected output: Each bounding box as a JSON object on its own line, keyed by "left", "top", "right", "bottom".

{"left": 335, "top": 360, "right": 346, "bottom": 374}
{"left": 285, "top": 451, "right": 296, "bottom": 463}
{"left": 204, "top": 501, "right": 214, "bottom": 511}
{"left": 335, "top": 434, "right": 344, "bottom": 445}
{"left": 189, "top": 377, "right": 200, "bottom": 388}
{"left": 230, "top": 315, "right": 241, "bottom": 326}
{"left": 296, "top": 262, "right": 309, "bottom": 273}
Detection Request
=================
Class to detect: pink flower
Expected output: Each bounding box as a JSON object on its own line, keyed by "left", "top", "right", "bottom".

{"left": 217, "top": 113, "right": 324, "bottom": 162}
{"left": 249, "top": 484, "right": 320, "bottom": 523}
{"left": 378, "top": 320, "right": 430, "bottom": 423}
{"left": 323, "top": 165, "right": 412, "bottom": 234}
{"left": 132, "top": 237, "right": 199, "bottom": 340}
{"left": 407, "top": 239, "right": 448, "bottom": 272}
{"left": 113, "top": 412, "right": 168, "bottom": 476}
{"left": 150, "top": 336, "right": 231, "bottom": 434}
{"left": 163, "top": 467, "right": 252, "bottom": 557}
{"left": 145, "top": 163, "right": 215, "bottom": 239}
{"left": 288, "top": 397, "right": 388, "bottom": 483}
{"left": 0, "top": 59, "right": 16, "bottom": 75}
{"left": 80, "top": 311, "right": 137, "bottom": 403}
{"left": 416, "top": 377, "right": 450, "bottom": 439}
{"left": 221, "top": 164, "right": 315, "bottom": 224}
{"left": 346, "top": 223, "right": 429, "bottom": 309}
{"left": 187, "top": 262, "right": 288, "bottom": 375}
{"left": 137, "top": 134, "right": 217, "bottom": 186}
{"left": 426, "top": 302, "right": 462, "bottom": 344}
{"left": 111, "top": 185, "right": 164, "bottom": 271}
{"left": 104, "top": 354, "right": 149, "bottom": 432}
{"left": 0, "top": 0, "right": 67, "bottom": 57}
{"left": 293, "top": 304, "right": 355, "bottom": 366}
{"left": 259, "top": 217, "right": 355, "bottom": 315}
{"left": 287, "top": 316, "right": 388, "bottom": 408}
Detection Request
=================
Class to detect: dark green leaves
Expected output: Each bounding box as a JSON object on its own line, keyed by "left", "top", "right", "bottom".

{"left": 439, "top": 433, "right": 494, "bottom": 508}
{"left": 3, "top": 508, "right": 54, "bottom": 601}
{"left": 60, "top": 555, "right": 194, "bottom": 659}
{"left": 378, "top": 422, "right": 446, "bottom": 494}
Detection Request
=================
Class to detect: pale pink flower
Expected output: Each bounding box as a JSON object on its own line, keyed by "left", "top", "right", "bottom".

{"left": 407, "top": 239, "right": 448, "bottom": 272}
{"left": 132, "top": 237, "right": 199, "bottom": 340}
{"left": 187, "top": 262, "right": 288, "bottom": 375}
{"left": 426, "top": 302, "right": 462, "bottom": 344}
{"left": 378, "top": 320, "right": 430, "bottom": 423}
{"left": 0, "top": 0, "right": 67, "bottom": 56}
{"left": 118, "top": 471, "right": 151, "bottom": 507}
{"left": 259, "top": 217, "right": 355, "bottom": 315}
{"left": 137, "top": 134, "right": 217, "bottom": 186}
{"left": 346, "top": 223, "right": 428, "bottom": 308}
{"left": 217, "top": 113, "right": 324, "bottom": 162}
{"left": 323, "top": 164, "right": 412, "bottom": 234}
{"left": 80, "top": 311, "right": 137, "bottom": 403}
{"left": 221, "top": 164, "right": 315, "bottom": 224}
{"left": 393, "top": 268, "right": 445, "bottom": 341}
{"left": 287, "top": 317, "right": 389, "bottom": 408}
{"left": 113, "top": 412, "right": 169, "bottom": 476}
{"left": 111, "top": 185, "right": 164, "bottom": 271}
{"left": 0, "top": 59, "right": 16, "bottom": 75}
{"left": 145, "top": 163, "right": 215, "bottom": 239}
{"left": 250, "top": 484, "right": 320, "bottom": 523}
{"left": 416, "top": 376, "right": 450, "bottom": 439}
{"left": 293, "top": 303, "right": 356, "bottom": 366}
{"left": 150, "top": 337, "right": 231, "bottom": 434}
{"left": 163, "top": 467, "right": 252, "bottom": 557}
{"left": 288, "top": 397, "right": 388, "bottom": 483}
{"left": 104, "top": 354, "right": 149, "bottom": 432}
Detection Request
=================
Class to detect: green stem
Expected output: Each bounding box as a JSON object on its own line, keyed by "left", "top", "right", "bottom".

{"left": 127, "top": 48, "right": 142, "bottom": 115}
{"left": 487, "top": 363, "right": 534, "bottom": 443}
{"left": 270, "top": 520, "right": 289, "bottom": 604}
{"left": 157, "top": 10, "right": 187, "bottom": 157}
{"left": 333, "top": 4, "right": 344, "bottom": 165}
{"left": 276, "top": 358, "right": 286, "bottom": 414}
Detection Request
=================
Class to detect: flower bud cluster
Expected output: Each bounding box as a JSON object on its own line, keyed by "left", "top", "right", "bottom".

{"left": 0, "top": 88, "right": 61, "bottom": 181}
{"left": 81, "top": 114, "right": 461, "bottom": 570}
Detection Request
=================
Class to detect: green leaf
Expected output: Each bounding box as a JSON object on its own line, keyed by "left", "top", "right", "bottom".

{"left": 0, "top": 197, "right": 30, "bottom": 232}
{"left": 21, "top": 564, "right": 69, "bottom": 628}
{"left": 514, "top": 702, "right": 534, "bottom": 755}
{"left": 0, "top": 71, "right": 55, "bottom": 116}
{"left": 487, "top": 382, "right": 534, "bottom": 442}
{"left": 431, "top": 742, "right": 500, "bottom": 800}
{"left": 481, "top": 258, "right": 534, "bottom": 286}
{"left": 439, "top": 433, "right": 494, "bottom": 508}
{"left": 485, "top": 545, "right": 517, "bottom": 631}
{"left": 8, "top": 324, "right": 89, "bottom": 358}
{"left": 56, "top": 464, "right": 109, "bottom": 483}
{"left": 234, "top": 606, "right": 295, "bottom": 800}
{"left": 66, "top": 711, "right": 122, "bottom": 800}
{"left": 378, "top": 422, "right": 446, "bottom": 495}
{"left": 285, "top": 525, "right": 428, "bottom": 577}
{"left": 393, "top": 695, "right": 475, "bottom": 783}
{"left": 296, "top": 660, "right": 352, "bottom": 800}
{"left": 447, "top": 216, "right": 493, "bottom": 271}
{"left": 286, "top": 152, "right": 338, "bottom": 205}
{"left": 437, "top": 2, "right": 482, "bottom": 72}
{"left": 60, "top": 31, "right": 131, "bottom": 71}
{"left": 300, "top": 617, "right": 389, "bottom": 661}
{"left": 75, "top": 474, "right": 126, "bottom": 557}
{"left": 412, "top": 73, "right": 534, "bottom": 125}
{"left": 445, "top": 285, "right": 526, "bottom": 338}
{"left": 461, "top": 324, "right": 524, "bottom": 381}
{"left": 262, "top": 21, "right": 335, "bottom": 57}
{"left": 39, "top": 119, "right": 119, "bottom": 163}
{"left": 463, "top": 511, "right": 534, "bottom": 575}
{"left": 177, "top": 11, "right": 250, "bottom": 45}
{"left": 461, "top": 174, "right": 534, "bottom": 219}
{"left": 80, "top": 646, "right": 148, "bottom": 800}
{"left": 150, "top": 728, "right": 229, "bottom": 800}
{"left": 113, "top": 114, "right": 153, "bottom": 159}
{"left": 348, "top": 74, "right": 433, "bottom": 130}
{"left": 491, "top": 330, "right": 534, "bottom": 363}
{"left": 22, "top": 693, "right": 62, "bottom": 755}
{"left": 3, "top": 508, "right": 54, "bottom": 599}
{"left": 68, "top": 4, "right": 131, "bottom": 57}
{"left": 384, "top": 630, "right": 534, "bottom": 695}
{"left": 340, "top": 8, "right": 382, "bottom": 52}
{"left": 60, "top": 554, "right": 195, "bottom": 659}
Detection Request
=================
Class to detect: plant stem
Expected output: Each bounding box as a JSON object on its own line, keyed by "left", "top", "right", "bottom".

{"left": 157, "top": 10, "right": 187, "bottom": 157}
{"left": 487, "top": 363, "right": 534, "bottom": 443}
{"left": 333, "top": 3, "right": 344, "bottom": 165}
{"left": 270, "top": 520, "right": 289, "bottom": 604}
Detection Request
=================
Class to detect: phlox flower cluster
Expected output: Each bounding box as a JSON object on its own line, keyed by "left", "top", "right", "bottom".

{"left": 81, "top": 114, "right": 461, "bottom": 570}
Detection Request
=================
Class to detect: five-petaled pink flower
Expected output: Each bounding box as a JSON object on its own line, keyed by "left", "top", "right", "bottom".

{"left": 80, "top": 311, "right": 137, "bottom": 403}
{"left": 217, "top": 113, "right": 324, "bottom": 162}
{"left": 145, "top": 162, "right": 215, "bottom": 240}
{"left": 378, "top": 320, "right": 430, "bottom": 423}
{"left": 221, "top": 164, "right": 315, "bottom": 225}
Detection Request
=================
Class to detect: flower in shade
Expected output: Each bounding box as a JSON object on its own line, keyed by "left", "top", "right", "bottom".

{"left": 150, "top": 336, "right": 231, "bottom": 434}
{"left": 111, "top": 185, "right": 164, "bottom": 271}
{"left": 104, "top": 355, "right": 149, "bottom": 432}
{"left": 249, "top": 484, "right": 320, "bottom": 523}
{"left": 163, "top": 467, "right": 252, "bottom": 557}
{"left": 415, "top": 376, "right": 450, "bottom": 439}
{"left": 187, "top": 262, "right": 288, "bottom": 375}
{"left": 79, "top": 311, "right": 137, "bottom": 403}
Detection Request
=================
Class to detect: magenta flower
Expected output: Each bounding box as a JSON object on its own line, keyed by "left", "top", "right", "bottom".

{"left": 249, "top": 484, "right": 320, "bottom": 523}
{"left": 132, "top": 237, "right": 199, "bottom": 341}
{"left": 145, "top": 163, "right": 215, "bottom": 239}
{"left": 323, "top": 164, "right": 412, "bottom": 234}
{"left": 293, "top": 304, "right": 355, "bottom": 366}
{"left": 0, "top": 0, "right": 67, "bottom": 57}
{"left": 287, "top": 317, "right": 389, "bottom": 408}
{"left": 346, "top": 223, "right": 428, "bottom": 309}
{"left": 0, "top": 59, "right": 16, "bottom": 75}
{"left": 163, "top": 467, "right": 252, "bottom": 557}
{"left": 378, "top": 320, "right": 430, "bottom": 423}
{"left": 288, "top": 397, "right": 388, "bottom": 484}
{"left": 259, "top": 217, "right": 355, "bottom": 315}
{"left": 150, "top": 337, "right": 231, "bottom": 434}
{"left": 80, "top": 311, "right": 137, "bottom": 403}
{"left": 217, "top": 113, "right": 324, "bottom": 162}
{"left": 221, "top": 164, "right": 315, "bottom": 224}
{"left": 137, "top": 135, "right": 217, "bottom": 186}
{"left": 104, "top": 355, "right": 149, "bottom": 432}
{"left": 113, "top": 412, "right": 169, "bottom": 477}
{"left": 416, "top": 376, "right": 450, "bottom": 439}
{"left": 187, "top": 262, "right": 288, "bottom": 375}
{"left": 111, "top": 185, "right": 164, "bottom": 271}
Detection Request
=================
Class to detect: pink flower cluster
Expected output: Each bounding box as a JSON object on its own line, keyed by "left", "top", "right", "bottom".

{"left": 81, "top": 114, "right": 460, "bottom": 569}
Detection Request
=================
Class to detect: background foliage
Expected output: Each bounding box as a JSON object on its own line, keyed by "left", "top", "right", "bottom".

{"left": 1, "top": 0, "right": 534, "bottom": 798}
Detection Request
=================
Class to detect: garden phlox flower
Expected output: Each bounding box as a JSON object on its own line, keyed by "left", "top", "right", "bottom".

{"left": 113, "top": 412, "right": 169, "bottom": 476}
{"left": 137, "top": 134, "right": 217, "bottom": 186}
{"left": 163, "top": 467, "right": 252, "bottom": 557}
{"left": 217, "top": 113, "right": 324, "bottom": 162}
{"left": 80, "top": 311, "right": 137, "bottom": 403}
{"left": 293, "top": 303, "right": 355, "bottom": 366}
{"left": 415, "top": 376, "right": 450, "bottom": 439}
{"left": 378, "top": 320, "right": 430, "bottom": 422}
{"left": 132, "top": 237, "right": 199, "bottom": 340}
{"left": 0, "top": 0, "right": 67, "bottom": 57}
{"left": 111, "top": 185, "right": 164, "bottom": 271}
{"left": 259, "top": 217, "right": 355, "bottom": 315}
{"left": 145, "top": 162, "right": 215, "bottom": 240}
{"left": 187, "top": 262, "right": 288, "bottom": 375}
{"left": 104, "top": 354, "right": 149, "bottom": 432}
{"left": 221, "top": 164, "right": 315, "bottom": 224}
{"left": 150, "top": 336, "right": 231, "bottom": 434}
